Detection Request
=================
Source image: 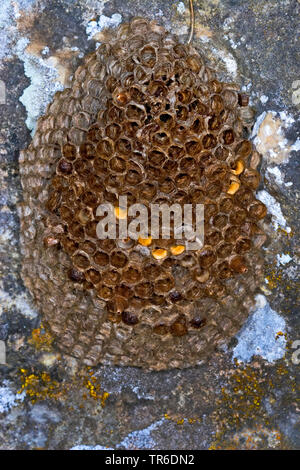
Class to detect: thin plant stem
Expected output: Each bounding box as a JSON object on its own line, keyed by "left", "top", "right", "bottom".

{"left": 187, "top": 0, "right": 195, "bottom": 44}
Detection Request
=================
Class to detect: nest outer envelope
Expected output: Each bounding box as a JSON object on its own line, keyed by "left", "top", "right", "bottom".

{"left": 19, "top": 18, "right": 266, "bottom": 370}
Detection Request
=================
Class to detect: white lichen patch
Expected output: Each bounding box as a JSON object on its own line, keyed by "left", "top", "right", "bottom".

{"left": 209, "top": 45, "right": 238, "bottom": 78}
{"left": 86, "top": 13, "right": 122, "bottom": 41}
{"left": 260, "top": 95, "right": 269, "bottom": 104}
{"left": 176, "top": 2, "right": 186, "bottom": 15}
{"left": 233, "top": 295, "right": 286, "bottom": 363}
{"left": 0, "top": 381, "right": 25, "bottom": 414}
{"left": 0, "top": 0, "right": 39, "bottom": 59}
{"left": 100, "top": 367, "right": 155, "bottom": 401}
{"left": 40, "top": 353, "right": 60, "bottom": 367}
{"left": 257, "top": 190, "right": 291, "bottom": 233}
{"left": 0, "top": 80, "right": 6, "bottom": 104}
{"left": 71, "top": 444, "right": 114, "bottom": 450}
{"left": 266, "top": 166, "right": 293, "bottom": 187}
{"left": 0, "top": 288, "right": 37, "bottom": 319}
{"left": 291, "top": 80, "right": 300, "bottom": 106}
{"left": 116, "top": 418, "right": 164, "bottom": 450}
{"left": 1, "top": 1, "right": 83, "bottom": 133}
{"left": 276, "top": 253, "right": 292, "bottom": 266}
{"left": 251, "top": 111, "right": 298, "bottom": 164}
{"left": 15, "top": 37, "right": 64, "bottom": 134}
{"left": 71, "top": 418, "right": 165, "bottom": 450}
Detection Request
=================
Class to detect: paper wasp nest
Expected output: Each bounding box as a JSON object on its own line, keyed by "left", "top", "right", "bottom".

{"left": 19, "top": 18, "right": 266, "bottom": 369}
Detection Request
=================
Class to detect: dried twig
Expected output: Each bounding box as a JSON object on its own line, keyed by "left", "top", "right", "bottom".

{"left": 187, "top": 0, "right": 195, "bottom": 44}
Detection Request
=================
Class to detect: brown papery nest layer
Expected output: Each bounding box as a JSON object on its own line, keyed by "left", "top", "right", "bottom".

{"left": 19, "top": 18, "right": 266, "bottom": 370}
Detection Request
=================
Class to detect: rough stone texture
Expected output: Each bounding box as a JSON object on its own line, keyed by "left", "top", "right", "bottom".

{"left": 0, "top": 0, "right": 299, "bottom": 450}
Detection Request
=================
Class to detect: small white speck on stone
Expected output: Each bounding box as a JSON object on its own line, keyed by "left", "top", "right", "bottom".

{"left": 260, "top": 95, "right": 269, "bottom": 104}
{"left": 210, "top": 46, "right": 238, "bottom": 78}
{"left": 245, "top": 82, "right": 252, "bottom": 92}
{"left": 0, "top": 381, "right": 25, "bottom": 414}
{"left": 0, "top": 289, "right": 37, "bottom": 319}
{"left": 41, "top": 46, "right": 49, "bottom": 55}
{"left": 266, "top": 166, "right": 293, "bottom": 187}
{"left": 222, "top": 55, "right": 238, "bottom": 77}
{"left": 291, "top": 138, "right": 300, "bottom": 152}
{"left": 71, "top": 445, "right": 114, "bottom": 450}
{"left": 86, "top": 13, "right": 122, "bottom": 40}
{"left": 223, "top": 17, "right": 234, "bottom": 32}
{"left": 29, "top": 403, "right": 61, "bottom": 424}
{"left": 279, "top": 111, "right": 295, "bottom": 126}
{"left": 276, "top": 253, "right": 292, "bottom": 266}
{"left": 255, "top": 293, "right": 267, "bottom": 309}
{"left": 251, "top": 111, "right": 266, "bottom": 139}
{"left": 177, "top": 2, "right": 186, "bottom": 15}
{"left": 0, "top": 79, "right": 6, "bottom": 104}
{"left": 233, "top": 295, "right": 286, "bottom": 363}
{"left": 292, "top": 79, "right": 300, "bottom": 90}
{"left": 257, "top": 190, "right": 291, "bottom": 233}
{"left": 131, "top": 386, "right": 155, "bottom": 401}
{"left": 266, "top": 166, "right": 284, "bottom": 185}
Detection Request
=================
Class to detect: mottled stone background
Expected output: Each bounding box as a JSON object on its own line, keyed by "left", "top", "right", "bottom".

{"left": 0, "top": 0, "right": 299, "bottom": 450}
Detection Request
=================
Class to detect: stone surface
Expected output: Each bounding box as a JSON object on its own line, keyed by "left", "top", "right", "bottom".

{"left": 0, "top": 0, "right": 299, "bottom": 450}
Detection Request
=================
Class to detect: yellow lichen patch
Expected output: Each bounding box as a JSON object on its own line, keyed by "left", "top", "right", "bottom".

{"left": 218, "top": 364, "right": 273, "bottom": 425}
{"left": 18, "top": 368, "right": 65, "bottom": 403}
{"left": 170, "top": 245, "right": 185, "bottom": 256}
{"left": 276, "top": 364, "right": 289, "bottom": 376}
{"left": 163, "top": 412, "right": 201, "bottom": 425}
{"left": 210, "top": 357, "right": 298, "bottom": 449}
{"left": 265, "top": 270, "right": 283, "bottom": 290}
{"left": 138, "top": 236, "right": 152, "bottom": 246}
{"left": 275, "top": 331, "right": 285, "bottom": 341}
{"left": 18, "top": 367, "right": 109, "bottom": 408}
{"left": 277, "top": 227, "right": 294, "bottom": 239}
{"left": 188, "top": 418, "right": 197, "bottom": 424}
{"left": 152, "top": 248, "right": 168, "bottom": 260}
{"left": 209, "top": 426, "right": 283, "bottom": 450}
{"left": 28, "top": 324, "right": 54, "bottom": 352}
{"left": 82, "top": 369, "right": 109, "bottom": 406}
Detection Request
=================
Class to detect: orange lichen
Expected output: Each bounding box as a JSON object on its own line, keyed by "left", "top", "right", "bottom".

{"left": 28, "top": 324, "right": 54, "bottom": 351}
{"left": 18, "top": 369, "right": 64, "bottom": 403}
{"left": 82, "top": 369, "right": 110, "bottom": 406}
{"left": 218, "top": 363, "right": 274, "bottom": 425}
{"left": 18, "top": 367, "right": 109, "bottom": 407}
{"left": 210, "top": 356, "right": 298, "bottom": 449}
{"left": 209, "top": 426, "right": 283, "bottom": 450}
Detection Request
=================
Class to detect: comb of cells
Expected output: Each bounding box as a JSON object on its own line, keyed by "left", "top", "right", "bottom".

{"left": 19, "top": 18, "right": 266, "bottom": 369}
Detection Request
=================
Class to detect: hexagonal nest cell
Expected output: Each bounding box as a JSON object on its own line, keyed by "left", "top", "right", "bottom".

{"left": 19, "top": 18, "right": 266, "bottom": 370}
